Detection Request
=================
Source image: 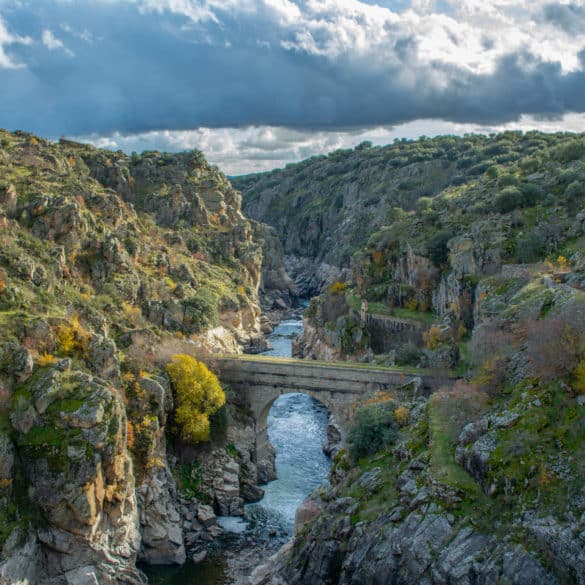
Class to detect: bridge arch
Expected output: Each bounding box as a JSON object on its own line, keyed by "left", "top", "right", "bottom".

{"left": 214, "top": 356, "right": 452, "bottom": 480}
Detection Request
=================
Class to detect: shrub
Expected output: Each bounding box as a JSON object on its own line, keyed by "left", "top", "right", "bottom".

{"left": 486, "top": 165, "right": 499, "bottom": 179}
{"left": 182, "top": 290, "right": 218, "bottom": 333}
{"left": 423, "top": 326, "right": 444, "bottom": 350}
{"left": 394, "top": 406, "right": 410, "bottom": 427}
{"left": 516, "top": 232, "right": 545, "bottom": 263}
{"left": 565, "top": 180, "right": 585, "bottom": 213}
{"left": 469, "top": 320, "right": 515, "bottom": 395}
{"left": 426, "top": 230, "right": 451, "bottom": 266}
{"left": 166, "top": 354, "right": 226, "bottom": 444}
{"left": 396, "top": 343, "right": 421, "bottom": 367}
{"left": 495, "top": 186, "right": 522, "bottom": 213}
{"left": 36, "top": 353, "right": 58, "bottom": 367}
{"left": 404, "top": 298, "right": 419, "bottom": 311}
{"left": 54, "top": 316, "right": 90, "bottom": 358}
{"left": 574, "top": 357, "right": 585, "bottom": 395}
{"left": 498, "top": 173, "right": 519, "bottom": 188}
{"left": 520, "top": 183, "right": 544, "bottom": 206}
{"left": 329, "top": 281, "right": 348, "bottom": 294}
{"left": 126, "top": 421, "right": 136, "bottom": 450}
{"left": 348, "top": 401, "right": 399, "bottom": 461}
{"left": 526, "top": 304, "right": 585, "bottom": 385}
{"left": 415, "top": 197, "right": 433, "bottom": 213}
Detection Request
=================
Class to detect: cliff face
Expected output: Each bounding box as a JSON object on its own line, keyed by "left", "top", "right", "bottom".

{"left": 0, "top": 130, "right": 275, "bottom": 583}
{"left": 2, "top": 365, "right": 142, "bottom": 585}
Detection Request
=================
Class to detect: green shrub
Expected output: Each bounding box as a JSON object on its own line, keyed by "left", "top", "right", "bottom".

{"left": 498, "top": 173, "right": 519, "bottom": 188}
{"left": 520, "top": 183, "right": 544, "bottom": 206}
{"left": 182, "top": 289, "right": 218, "bottom": 333}
{"left": 396, "top": 343, "right": 422, "bottom": 366}
{"left": 348, "top": 401, "right": 399, "bottom": 461}
{"left": 565, "top": 180, "right": 585, "bottom": 213}
{"left": 516, "top": 232, "right": 545, "bottom": 263}
{"left": 426, "top": 230, "right": 451, "bottom": 266}
{"left": 495, "top": 186, "right": 522, "bottom": 213}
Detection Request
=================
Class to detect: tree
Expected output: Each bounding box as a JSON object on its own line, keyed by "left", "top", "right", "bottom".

{"left": 166, "top": 354, "right": 226, "bottom": 444}
{"left": 426, "top": 230, "right": 451, "bottom": 266}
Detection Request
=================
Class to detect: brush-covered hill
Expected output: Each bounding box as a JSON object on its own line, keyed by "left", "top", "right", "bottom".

{"left": 238, "top": 132, "right": 585, "bottom": 585}
{"left": 235, "top": 131, "right": 585, "bottom": 296}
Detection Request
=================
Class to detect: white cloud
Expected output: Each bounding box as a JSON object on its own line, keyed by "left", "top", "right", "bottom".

{"left": 137, "top": 0, "right": 585, "bottom": 76}
{"left": 75, "top": 113, "right": 585, "bottom": 176}
{"left": 42, "top": 29, "right": 74, "bottom": 55}
{"left": 0, "top": 16, "right": 31, "bottom": 69}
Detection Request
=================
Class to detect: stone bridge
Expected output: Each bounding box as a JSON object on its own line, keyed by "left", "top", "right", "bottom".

{"left": 214, "top": 356, "right": 454, "bottom": 466}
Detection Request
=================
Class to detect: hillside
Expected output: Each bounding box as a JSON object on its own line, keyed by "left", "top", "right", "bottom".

{"left": 238, "top": 132, "right": 585, "bottom": 585}
{"left": 0, "top": 129, "right": 278, "bottom": 584}
{"left": 235, "top": 132, "right": 585, "bottom": 296}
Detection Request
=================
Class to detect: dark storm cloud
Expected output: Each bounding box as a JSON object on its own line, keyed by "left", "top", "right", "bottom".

{"left": 0, "top": 0, "right": 584, "bottom": 139}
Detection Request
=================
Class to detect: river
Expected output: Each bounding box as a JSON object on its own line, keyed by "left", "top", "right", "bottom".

{"left": 144, "top": 314, "right": 331, "bottom": 584}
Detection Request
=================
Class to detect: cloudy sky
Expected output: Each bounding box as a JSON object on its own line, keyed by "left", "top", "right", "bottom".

{"left": 0, "top": 0, "right": 585, "bottom": 174}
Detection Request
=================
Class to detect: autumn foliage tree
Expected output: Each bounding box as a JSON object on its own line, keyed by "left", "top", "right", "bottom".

{"left": 166, "top": 354, "right": 226, "bottom": 444}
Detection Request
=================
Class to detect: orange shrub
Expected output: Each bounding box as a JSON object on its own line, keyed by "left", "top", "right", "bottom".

{"left": 329, "top": 281, "right": 348, "bottom": 295}
{"left": 126, "top": 421, "right": 136, "bottom": 450}
{"left": 394, "top": 406, "right": 410, "bottom": 426}
{"left": 423, "top": 326, "right": 443, "bottom": 350}
{"left": 54, "top": 315, "right": 90, "bottom": 358}
{"left": 37, "top": 353, "right": 58, "bottom": 367}
{"left": 404, "top": 298, "right": 419, "bottom": 311}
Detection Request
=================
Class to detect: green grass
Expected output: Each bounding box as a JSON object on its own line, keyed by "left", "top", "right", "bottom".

{"left": 453, "top": 341, "right": 470, "bottom": 376}
{"left": 346, "top": 292, "right": 436, "bottom": 324}
{"left": 428, "top": 396, "right": 484, "bottom": 496}
{"left": 392, "top": 307, "right": 437, "bottom": 324}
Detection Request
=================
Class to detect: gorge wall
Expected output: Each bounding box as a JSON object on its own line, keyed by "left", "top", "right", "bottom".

{"left": 238, "top": 132, "right": 585, "bottom": 584}
{"left": 0, "top": 130, "right": 281, "bottom": 584}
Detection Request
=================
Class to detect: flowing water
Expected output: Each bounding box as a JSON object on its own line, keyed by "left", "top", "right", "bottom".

{"left": 144, "top": 310, "right": 331, "bottom": 584}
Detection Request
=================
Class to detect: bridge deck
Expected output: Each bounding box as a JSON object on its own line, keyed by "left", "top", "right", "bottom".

{"left": 215, "top": 354, "right": 453, "bottom": 377}
{"left": 214, "top": 355, "right": 456, "bottom": 396}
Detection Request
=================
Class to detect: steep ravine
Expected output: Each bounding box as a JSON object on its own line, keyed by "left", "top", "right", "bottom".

{"left": 237, "top": 133, "right": 585, "bottom": 584}
{"left": 143, "top": 316, "right": 332, "bottom": 585}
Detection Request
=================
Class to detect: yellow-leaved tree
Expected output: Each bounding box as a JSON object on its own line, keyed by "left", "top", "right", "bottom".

{"left": 166, "top": 354, "right": 226, "bottom": 444}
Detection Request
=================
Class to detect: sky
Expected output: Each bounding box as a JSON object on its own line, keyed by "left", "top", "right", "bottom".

{"left": 0, "top": 0, "right": 585, "bottom": 175}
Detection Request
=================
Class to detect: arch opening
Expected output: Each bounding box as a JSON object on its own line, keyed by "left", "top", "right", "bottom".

{"left": 248, "top": 392, "right": 332, "bottom": 536}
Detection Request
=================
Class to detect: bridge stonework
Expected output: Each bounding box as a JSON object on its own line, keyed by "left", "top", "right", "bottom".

{"left": 215, "top": 357, "right": 451, "bottom": 471}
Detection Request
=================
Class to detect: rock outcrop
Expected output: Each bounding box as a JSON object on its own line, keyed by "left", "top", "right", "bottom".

{"left": 2, "top": 364, "right": 143, "bottom": 585}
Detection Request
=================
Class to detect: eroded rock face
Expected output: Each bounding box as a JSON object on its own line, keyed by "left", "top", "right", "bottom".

{"left": 255, "top": 472, "right": 561, "bottom": 585}
{"left": 138, "top": 464, "right": 186, "bottom": 566}
{"left": 2, "top": 366, "right": 143, "bottom": 585}
{"left": 252, "top": 222, "right": 298, "bottom": 312}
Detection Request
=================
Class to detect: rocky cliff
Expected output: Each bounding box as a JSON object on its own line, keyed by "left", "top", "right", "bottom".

{"left": 0, "top": 129, "right": 279, "bottom": 583}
